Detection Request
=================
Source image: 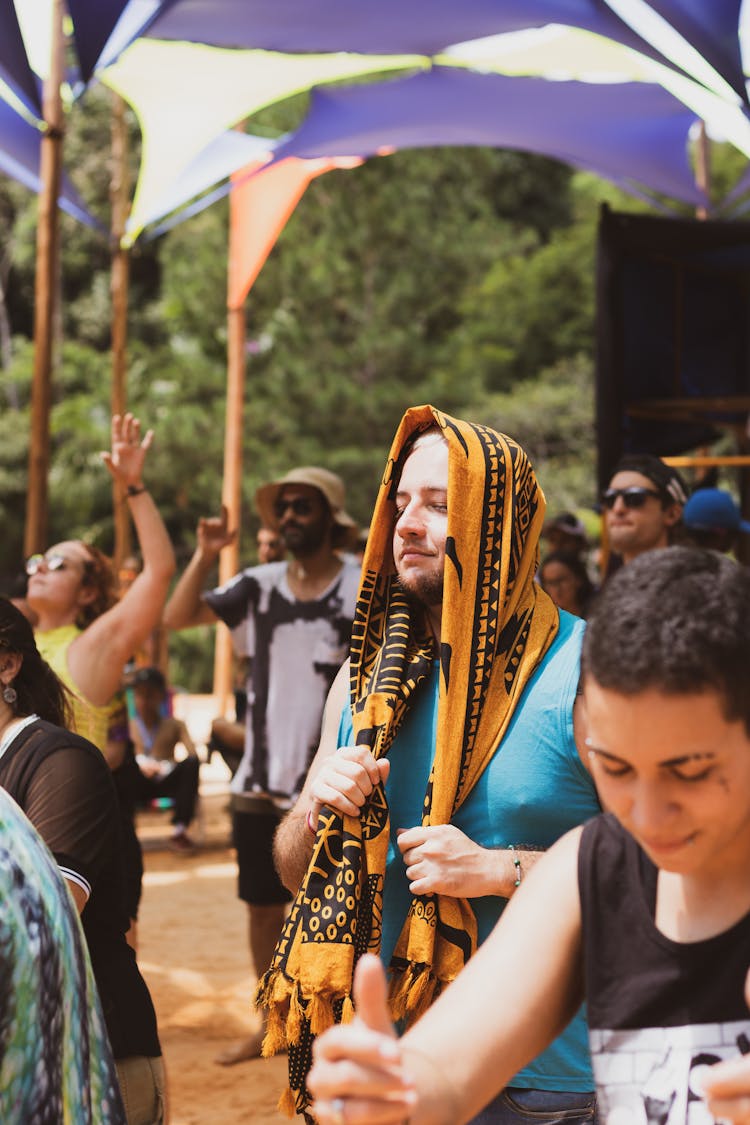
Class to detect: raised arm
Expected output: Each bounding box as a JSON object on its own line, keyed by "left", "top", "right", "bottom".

{"left": 162, "top": 507, "right": 236, "bottom": 630}
{"left": 68, "top": 414, "right": 176, "bottom": 705}
{"left": 273, "top": 660, "right": 389, "bottom": 894}
{"left": 309, "top": 827, "right": 585, "bottom": 1125}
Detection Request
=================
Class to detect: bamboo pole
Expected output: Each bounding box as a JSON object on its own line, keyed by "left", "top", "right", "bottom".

{"left": 110, "top": 92, "right": 132, "bottom": 570}
{"left": 695, "top": 120, "right": 711, "bottom": 221}
{"left": 212, "top": 303, "right": 245, "bottom": 709}
{"left": 662, "top": 455, "right": 750, "bottom": 468}
{"left": 24, "top": 0, "right": 65, "bottom": 556}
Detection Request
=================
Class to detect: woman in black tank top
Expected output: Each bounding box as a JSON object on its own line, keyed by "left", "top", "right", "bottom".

{"left": 303, "top": 549, "right": 750, "bottom": 1125}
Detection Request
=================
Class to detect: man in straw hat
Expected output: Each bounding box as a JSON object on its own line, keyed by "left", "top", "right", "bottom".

{"left": 263, "top": 406, "right": 601, "bottom": 1121}
{"left": 164, "top": 466, "right": 360, "bottom": 1064}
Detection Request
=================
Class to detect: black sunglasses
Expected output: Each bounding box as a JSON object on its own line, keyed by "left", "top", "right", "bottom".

{"left": 601, "top": 486, "right": 662, "bottom": 511}
{"left": 273, "top": 497, "right": 314, "bottom": 519}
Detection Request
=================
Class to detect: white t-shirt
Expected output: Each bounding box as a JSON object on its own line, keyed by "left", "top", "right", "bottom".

{"left": 205, "top": 560, "right": 359, "bottom": 806}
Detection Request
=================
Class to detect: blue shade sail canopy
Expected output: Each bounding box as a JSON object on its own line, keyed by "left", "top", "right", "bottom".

{"left": 67, "top": 0, "right": 132, "bottom": 84}
{"left": 0, "top": 0, "right": 41, "bottom": 116}
{"left": 141, "top": 0, "right": 743, "bottom": 98}
{"left": 0, "top": 98, "right": 98, "bottom": 226}
{"left": 128, "top": 128, "right": 272, "bottom": 234}
{"left": 272, "top": 67, "right": 705, "bottom": 208}
{"left": 67, "top": 0, "right": 169, "bottom": 84}
{"left": 143, "top": 0, "right": 663, "bottom": 54}
{"left": 644, "top": 0, "right": 746, "bottom": 102}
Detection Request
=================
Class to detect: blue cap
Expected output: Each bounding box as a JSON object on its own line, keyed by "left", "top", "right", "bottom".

{"left": 683, "top": 489, "right": 750, "bottom": 534}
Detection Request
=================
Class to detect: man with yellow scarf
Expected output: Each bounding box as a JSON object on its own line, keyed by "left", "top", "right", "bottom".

{"left": 261, "top": 406, "right": 601, "bottom": 1123}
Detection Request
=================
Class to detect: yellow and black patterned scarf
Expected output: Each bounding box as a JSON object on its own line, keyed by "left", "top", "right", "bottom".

{"left": 257, "top": 405, "right": 559, "bottom": 1117}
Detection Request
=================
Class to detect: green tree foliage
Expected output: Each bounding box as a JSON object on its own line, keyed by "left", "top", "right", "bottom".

{"left": 3, "top": 78, "right": 704, "bottom": 685}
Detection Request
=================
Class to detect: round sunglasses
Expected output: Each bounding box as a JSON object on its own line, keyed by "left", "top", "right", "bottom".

{"left": 25, "top": 552, "right": 75, "bottom": 576}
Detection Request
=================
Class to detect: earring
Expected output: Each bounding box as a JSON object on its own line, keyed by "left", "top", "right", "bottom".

{"left": 2, "top": 684, "right": 17, "bottom": 706}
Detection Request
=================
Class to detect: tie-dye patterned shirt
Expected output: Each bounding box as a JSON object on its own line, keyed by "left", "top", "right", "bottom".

{"left": 0, "top": 787, "right": 125, "bottom": 1124}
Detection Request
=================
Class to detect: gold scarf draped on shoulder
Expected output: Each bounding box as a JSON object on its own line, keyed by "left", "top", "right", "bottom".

{"left": 257, "top": 404, "right": 559, "bottom": 1118}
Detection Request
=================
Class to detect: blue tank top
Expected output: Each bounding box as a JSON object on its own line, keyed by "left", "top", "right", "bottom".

{"left": 337, "top": 610, "right": 599, "bottom": 1091}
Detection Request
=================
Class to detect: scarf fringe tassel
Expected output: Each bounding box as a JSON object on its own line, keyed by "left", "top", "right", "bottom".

{"left": 388, "top": 963, "right": 438, "bottom": 1023}
{"left": 276, "top": 1085, "right": 298, "bottom": 1118}
{"left": 256, "top": 967, "right": 293, "bottom": 1055}
{"left": 257, "top": 966, "right": 355, "bottom": 1055}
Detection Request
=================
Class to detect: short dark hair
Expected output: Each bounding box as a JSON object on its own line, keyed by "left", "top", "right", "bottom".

{"left": 131, "top": 666, "right": 167, "bottom": 694}
{"left": 609, "top": 454, "right": 687, "bottom": 508}
{"left": 583, "top": 547, "right": 750, "bottom": 733}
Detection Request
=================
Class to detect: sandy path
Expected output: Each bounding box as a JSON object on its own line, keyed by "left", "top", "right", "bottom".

{"left": 135, "top": 695, "right": 291, "bottom": 1124}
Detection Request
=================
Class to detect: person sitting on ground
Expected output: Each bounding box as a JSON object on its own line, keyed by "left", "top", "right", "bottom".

{"left": 538, "top": 551, "right": 596, "bottom": 619}
{"left": 682, "top": 487, "right": 750, "bottom": 557}
{"left": 25, "top": 412, "right": 176, "bottom": 938}
{"left": 0, "top": 783, "right": 126, "bottom": 1123}
{"left": 0, "top": 597, "right": 164, "bottom": 1123}
{"left": 129, "top": 665, "right": 201, "bottom": 854}
{"left": 602, "top": 453, "right": 687, "bottom": 569}
{"left": 309, "top": 547, "right": 750, "bottom": 1125}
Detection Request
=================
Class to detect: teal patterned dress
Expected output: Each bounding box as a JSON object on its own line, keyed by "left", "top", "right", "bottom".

{"left": 0, "top": 787, "right": 125, "bottom": 1123}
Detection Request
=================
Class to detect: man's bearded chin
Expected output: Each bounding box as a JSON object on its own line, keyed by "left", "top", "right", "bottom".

{"left": 395, "top": 572, "right": 444, "bottom": 610}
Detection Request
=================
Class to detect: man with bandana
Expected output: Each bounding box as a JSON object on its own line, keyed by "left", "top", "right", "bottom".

{"left": 263, "top": 407, "right": 602, "bottom": 1124}
{"left": 602, "top": 453, "right": 687, "bottom": 567}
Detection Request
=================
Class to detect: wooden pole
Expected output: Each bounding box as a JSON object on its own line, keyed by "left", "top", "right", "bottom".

{"left": 110, "top": 92, "right": 132, "bottom": 570}
{"left": 212, "top": 303, "right": 245, "bottom": 709}
{"left": 695, "top": 120, "right": 711, "bottom": 221}
{"left": 24, "top": 0, "right": 65, "bottom": 557}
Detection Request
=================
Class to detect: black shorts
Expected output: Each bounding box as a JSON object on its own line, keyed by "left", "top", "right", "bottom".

{"left": 233, "top": 807, "right": 292, "bottom": 907}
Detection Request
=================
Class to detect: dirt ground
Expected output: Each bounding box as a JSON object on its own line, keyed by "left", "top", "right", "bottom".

{"left": 135, "top": 696, "right": 291, "bottom": 1124}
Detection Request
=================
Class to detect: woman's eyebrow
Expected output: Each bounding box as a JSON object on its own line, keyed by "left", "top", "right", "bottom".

{"left": 658, "top": 751, "right": 716, "bottom": 768}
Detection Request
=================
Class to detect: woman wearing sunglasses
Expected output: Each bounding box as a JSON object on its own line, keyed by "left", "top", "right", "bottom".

{"left": 25, "top": 413, "right": 176, "bottom": 954}
{"left": 602, "top": 454, "right": 687, "bottom": 568}
{"left": 25, "top": 413, "right": 175, "bottom": 767}
{"left": 0, "top": 597, "right": 164, "bottom": 1123}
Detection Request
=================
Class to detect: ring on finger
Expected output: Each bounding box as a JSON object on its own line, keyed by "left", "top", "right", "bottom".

{"left": 330, "top": 1097, "right": 346, "bottom": 1125}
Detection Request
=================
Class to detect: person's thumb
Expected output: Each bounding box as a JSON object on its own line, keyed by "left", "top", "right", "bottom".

{"left": 353, "top": 954, "right": 396, "bottom": 1038}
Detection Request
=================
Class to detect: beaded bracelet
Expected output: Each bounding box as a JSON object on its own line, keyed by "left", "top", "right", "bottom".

{"left": 126, "top": 484, "right": 147, "bottom": 498}
{"left": 508, "top": 844, "right": 522, "bottom": 887}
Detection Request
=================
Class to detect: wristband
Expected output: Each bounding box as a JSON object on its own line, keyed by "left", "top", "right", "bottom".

{"left": 126, "top": 484, "right": 147, "bottom": 498}
{"left": 306, "top": 808, "right": 317, "bottom": 837}
{"left": 508, "top": 844, "right": 522, "bottom": 887}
